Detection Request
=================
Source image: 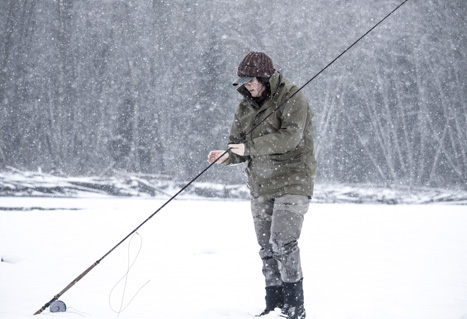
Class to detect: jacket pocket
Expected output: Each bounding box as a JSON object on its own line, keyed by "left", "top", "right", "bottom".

{"left": 270, "top": 152, "right": 303, "bottom": 166}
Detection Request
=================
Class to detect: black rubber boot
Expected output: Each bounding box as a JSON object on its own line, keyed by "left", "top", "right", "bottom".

{"left": 256, "top": 285, "right": 284, "bottom": 316}
{"left": 281, "top": 279, "right": 306, "bottom": 319}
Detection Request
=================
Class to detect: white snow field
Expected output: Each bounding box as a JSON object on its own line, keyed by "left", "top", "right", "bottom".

{"left": 1, "top": 197, "right": 467, "bottom": 319}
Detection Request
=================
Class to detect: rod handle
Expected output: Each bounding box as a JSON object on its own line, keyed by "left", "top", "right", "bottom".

{"left": 33, "top": 260, "right": 100, "bottom": 315}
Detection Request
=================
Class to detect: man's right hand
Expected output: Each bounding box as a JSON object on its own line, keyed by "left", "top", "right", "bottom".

{"left": 208, "top": 150, "right": 229, "bottom": 164}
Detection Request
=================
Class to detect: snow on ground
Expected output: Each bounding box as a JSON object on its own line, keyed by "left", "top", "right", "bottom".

{"left": 1, "top": 197, "right": 467, "bottom": 319}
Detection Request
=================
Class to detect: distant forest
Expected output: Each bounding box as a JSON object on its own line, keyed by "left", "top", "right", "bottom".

{"left": 1, "top": 0, "right": 466, "bottom": 189}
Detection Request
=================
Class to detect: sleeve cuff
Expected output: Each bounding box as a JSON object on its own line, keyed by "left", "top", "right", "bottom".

{"left": 243, "top": 142, "right": 252, "bottom": 156}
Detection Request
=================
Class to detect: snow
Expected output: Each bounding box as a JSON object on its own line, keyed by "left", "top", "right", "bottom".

{"left": 1, "top": 196, "right": 467, "bottom": 319}
{"left": 2, "top": 170, "right": 467, "bottom": 205}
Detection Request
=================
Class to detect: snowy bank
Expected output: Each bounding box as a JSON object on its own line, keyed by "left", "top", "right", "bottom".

{"left": 1, "top": 169, "right": 466, "bottom": 205}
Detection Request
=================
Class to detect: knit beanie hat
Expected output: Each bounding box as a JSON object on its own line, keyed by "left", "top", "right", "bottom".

{"left": 232, "top": 51, "right": 274, "bottom": 86}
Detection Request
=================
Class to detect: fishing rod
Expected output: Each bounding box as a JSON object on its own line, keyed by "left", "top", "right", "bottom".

{"left": 33, "top": 0, "right": 409, "bottom": 315}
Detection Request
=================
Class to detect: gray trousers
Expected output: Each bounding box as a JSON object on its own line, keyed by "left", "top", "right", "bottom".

{"left": 251, "top": 194, "right": 310, "bottom": 287}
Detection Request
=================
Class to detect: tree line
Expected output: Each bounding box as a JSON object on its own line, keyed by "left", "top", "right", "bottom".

{"left": 0, "top": 0, "right": 466, "bottom": 189}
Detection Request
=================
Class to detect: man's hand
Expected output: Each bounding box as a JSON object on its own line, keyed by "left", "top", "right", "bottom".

{"left": 208, "top": 150, "right": 229, "bottom": 164}
{"left": 228, "top": 144, "right": 245, "bottom": 156}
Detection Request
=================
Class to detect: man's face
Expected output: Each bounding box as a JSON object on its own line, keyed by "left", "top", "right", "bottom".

{"left": 244, "top": 78, "right": 265, "bottom": 98}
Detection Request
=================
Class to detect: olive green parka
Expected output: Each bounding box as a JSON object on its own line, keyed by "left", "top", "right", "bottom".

{"left": 224, "top": 71, "right": 317, "bottom": 199}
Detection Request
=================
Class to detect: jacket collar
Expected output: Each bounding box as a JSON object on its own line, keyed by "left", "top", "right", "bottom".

{"left": 268, "top": 70, "right": 283, "bottom": 95}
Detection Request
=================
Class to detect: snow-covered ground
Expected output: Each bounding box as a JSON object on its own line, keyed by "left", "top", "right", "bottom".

{"left": 1, "top": 196, "right": 467, "bottom": 319}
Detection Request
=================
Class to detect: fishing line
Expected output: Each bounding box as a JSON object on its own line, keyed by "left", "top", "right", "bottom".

{"left": 108, "top": 232, "right": 150, "bottom": 317}
{"left": 63, "top": 307, "right": 90, "bottom": 318}
{"left": 33, "top": 0, "right": 410, "bottom": 314}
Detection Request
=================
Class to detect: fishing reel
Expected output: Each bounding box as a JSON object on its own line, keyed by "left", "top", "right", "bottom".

{"left": 49, "top": 300, "right": 67, "bottom": 313}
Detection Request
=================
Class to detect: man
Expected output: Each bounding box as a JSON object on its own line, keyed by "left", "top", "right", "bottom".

{"left": 208, "top": 51, "right": 317, "bottom": 319}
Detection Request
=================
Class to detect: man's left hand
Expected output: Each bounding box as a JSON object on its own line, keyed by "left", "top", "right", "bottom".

{"left": 228, "top": 144, "right": 245, "bottom": 156}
